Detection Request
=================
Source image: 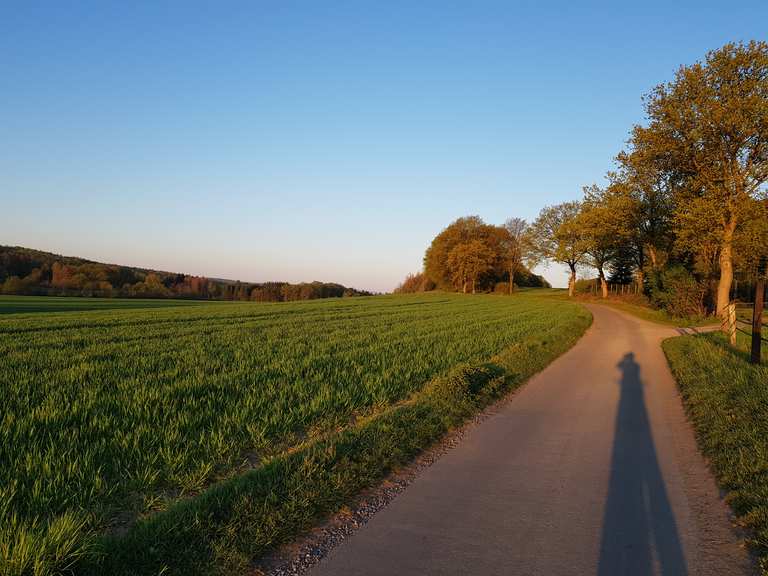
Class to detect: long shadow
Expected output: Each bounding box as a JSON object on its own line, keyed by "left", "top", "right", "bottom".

{"left": 597, "top": 353, "right": 688, "bottom": 576}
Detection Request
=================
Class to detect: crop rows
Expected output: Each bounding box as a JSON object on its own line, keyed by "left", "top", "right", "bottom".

{"left": 0, "top": 293, "right": 583, "bottom": 574}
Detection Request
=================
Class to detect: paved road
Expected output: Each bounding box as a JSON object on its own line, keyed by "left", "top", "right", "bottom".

{"left": 312, "top": 304, "right": 753, "bottom": 576}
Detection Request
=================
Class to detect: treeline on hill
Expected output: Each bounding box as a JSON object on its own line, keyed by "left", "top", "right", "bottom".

{"left": 519, "top": 41, "right": 768, "bottom": 319}
{"left": 396, "top": 216, "right": 550, "bottom": 294}
{"left": 0, "top": 246, "right": 371, "bottom": 302}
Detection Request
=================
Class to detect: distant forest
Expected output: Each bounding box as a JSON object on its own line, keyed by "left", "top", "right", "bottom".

{"left": 0, "top": 246, "right": 372, "bottom": 301}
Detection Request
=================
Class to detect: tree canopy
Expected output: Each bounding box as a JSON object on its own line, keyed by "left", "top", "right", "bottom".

{"left": 527, "top": 201, "right": 587, "bottom": 296}
{"left": 632, "top": 40, "right": 768, "bottom": 314}
{"left": 400, "top": 216, "right": 548, "bottom": 294}
{"left": 525, "top": 41, "right": 768, "bottom": 314}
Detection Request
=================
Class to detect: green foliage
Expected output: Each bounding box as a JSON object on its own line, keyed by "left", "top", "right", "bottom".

{"left": 647, "top": 266, "right": 707, "bottom": 318}
{"left": 393, "top": 272, "right": 435, "bottom": 294}
{"left": 632, "top": 40, "right": 768, "bottom": 314}
{"left": 664, "top": 332, "right": 768, "bottom": 573}
{"left": 1, "top": 512, "right": 94, "bottom": 576}
{"left": 447, "top": 239, "right": 496, "bottom": 293}
{"left": 572, "top": 278, "right": 596, "bottom": 295}
{"left": 422, "top": 216, "right": 546, "bottom": 293}
{"left": 537, "top": 41, "right": 768, "bottom": 313}
{"left": 423, "top": 216, "right": 504, "bottom": 291}
{"left": 527, "top": 201, "right": 587, "bottom": 295}
{"left": 0, "top": 293, "right": 588, "bottom": 575}
{"left": 607, "top": 248, "right": 636, "bottom": 284}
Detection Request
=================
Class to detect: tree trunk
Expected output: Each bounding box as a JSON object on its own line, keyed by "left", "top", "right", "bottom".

{"left": 635, "top": 269, "right": 644, "bottom": 293}
{"left": 599, "top": 268, "right": 608, "bottom": 298}
{"left": 462, "top": 279, "right": 467, "bottom": 294}
{"left": 509, "top": 264, "right": 516, "bottom": 294}
{"left": 472, "top": 277, "right": 476, "bottom": 294}
{"left": 648, "top": 245, "right": 658, "bottom": 269}
{"left": 568, "top": 264, "right": 576, "bottom": 297}
{"left": 716, "top": 222, "right": 737, "bottom": 317}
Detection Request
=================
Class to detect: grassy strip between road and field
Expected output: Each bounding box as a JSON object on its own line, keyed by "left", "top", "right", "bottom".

{"left": 81, "top": 303, "right": 591, "bottom": 576}
{"left": 663, "top": 329, "right": 768, "bottom": 574}
{"left": 576, "top": 295, "right": 718, "bottom": 328}
{"left": 537, "top": 290, "right": 718, "bottom": 328}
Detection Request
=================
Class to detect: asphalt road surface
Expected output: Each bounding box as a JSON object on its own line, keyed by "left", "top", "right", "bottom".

{"left": 312, "top": 304, "right": 754, "bottom": 576}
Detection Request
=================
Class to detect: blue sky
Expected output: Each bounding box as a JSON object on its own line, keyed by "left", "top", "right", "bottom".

{"left": 2, "top": 1, "right": 766, "bottom": 291}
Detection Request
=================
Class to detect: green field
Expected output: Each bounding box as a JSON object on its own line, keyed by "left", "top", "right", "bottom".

{"left": 0, "top": 292, "right": 590, "bottom": 575}
{"left": 0, "top": 295, "right": 207, "bottom": 315}
{"left": 664, "top": 328, "right": 768, "bottom": 574}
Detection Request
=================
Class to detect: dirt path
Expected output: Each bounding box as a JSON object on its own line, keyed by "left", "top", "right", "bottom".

{"left": 310, "top": 304, "right": 754, "bottom": 576}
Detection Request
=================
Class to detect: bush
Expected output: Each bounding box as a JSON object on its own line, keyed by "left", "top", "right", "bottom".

{"left": 648, "top": 266, "right": 707, "bottom": 318}
{"left": 395, "top": 272, "right": 435, "bottom": 294}
{"left": 574, "top": 278, "right": 597, "bottom": 295}
{"left": 513, "top": 268, "right": 551, "bottom": 288}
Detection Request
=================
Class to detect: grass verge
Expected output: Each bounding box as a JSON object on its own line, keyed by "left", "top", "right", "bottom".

{"left": 566, "top": 293, "right": 717, "bottom": 327}
{"left": 663, "top": 330, "right": 768, "bottom": 574}
{"left": 593, "top": 298, "right": 714, "bottom": 327}
{"left": 82, "top": 301, "right": 591, "bottom": 576}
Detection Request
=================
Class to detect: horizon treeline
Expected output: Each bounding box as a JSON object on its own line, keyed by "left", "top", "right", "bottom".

{"left": 0, "top": 246, "right": 372, "bottom": 302}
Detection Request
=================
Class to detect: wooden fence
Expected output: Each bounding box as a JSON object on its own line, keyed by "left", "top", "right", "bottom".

{"left": 723, "top": 301, "right": 767, "bottom": 365}
{"left": 586, "top": 281, "right": 642, "bottom": 296}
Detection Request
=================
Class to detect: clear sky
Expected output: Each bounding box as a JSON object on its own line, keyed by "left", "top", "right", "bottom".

{"left": 2, "top": 1, "right": 766, "bottom": 291}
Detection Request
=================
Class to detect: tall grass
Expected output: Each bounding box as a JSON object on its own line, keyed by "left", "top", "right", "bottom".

{"left": 0, "top": 293, "right": 589, "bottom": 575}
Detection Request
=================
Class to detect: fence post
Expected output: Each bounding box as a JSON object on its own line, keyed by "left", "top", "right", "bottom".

{"left": 729, "top": 303, "right": 737, "bottom": 346}
{"left": 722, "top": 302, "right": 737, "bottom": 346}
{"left": 751, "top": 262, "right": 766, "bottom": 365}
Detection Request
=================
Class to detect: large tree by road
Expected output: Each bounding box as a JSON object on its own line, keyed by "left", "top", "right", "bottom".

{"left": 577, "top": 186, "right": 632, "bottom": 298}
{"left": 528, "top": 201, "right": 588, "bottom": 297}
{"left": 632, "top": 41, "right": 768, "bottom": 316}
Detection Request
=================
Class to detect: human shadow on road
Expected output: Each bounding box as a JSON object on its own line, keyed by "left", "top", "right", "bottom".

{"left": 597, "top": 352, "right": 688, "bottom": 576}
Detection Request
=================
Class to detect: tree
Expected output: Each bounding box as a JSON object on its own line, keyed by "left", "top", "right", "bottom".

{"left": 633, "top": 41, "right": 768, "bottom": 316}
{"left": 733, "top": 198, "right": 768, "bottom": 279}
{"left": 447, "top": 240, "right": 496, "bottom": 293}
{"left": 577, "top": 184, "right": 637, "bottom": 297}
{"left": 502, "top": 218, "right": 529, "bottom": 294}
{"left": 576, "top": 200, "right": 615, "bottom": 298}
{"left": 1, "top": 276, "right": 23, "bottom": 295}
{"left": 608, "top": 249, "right": 636, "bottom": 285}
{"left": 612, "top": 148, "right": 677, "bottom": 285}
{"left": 394, "top": 272, "right": 435, "bottom": 293}
{"left": 528, "top": 201, "right": 588, "bottom": 297}
{"left": 424, "top": 216, "right": 505, "bottom": 290}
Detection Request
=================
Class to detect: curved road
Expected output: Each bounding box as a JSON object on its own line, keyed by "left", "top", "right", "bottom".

{"left": 312, "top": 304, "right": 754, "bottom": 576}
